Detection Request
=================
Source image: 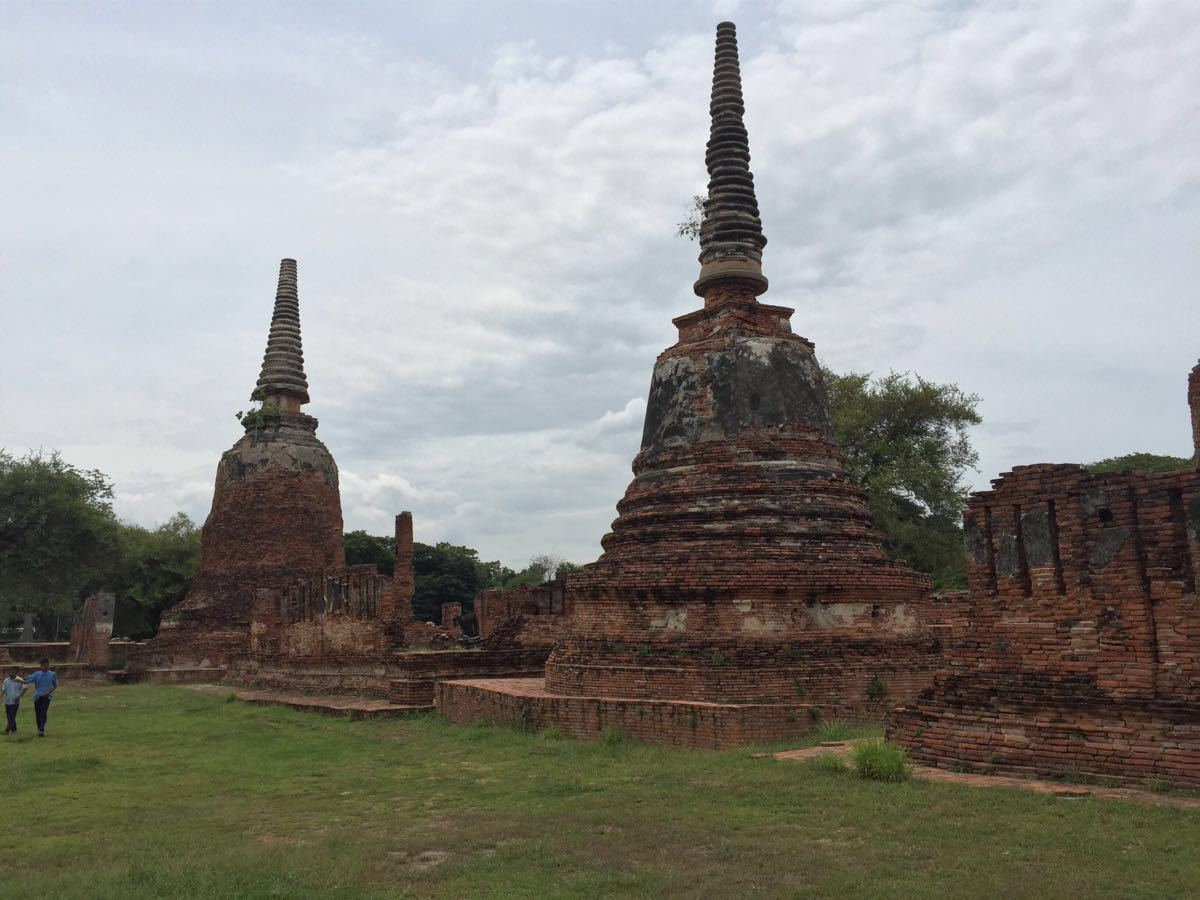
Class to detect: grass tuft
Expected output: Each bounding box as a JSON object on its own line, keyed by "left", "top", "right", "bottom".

{"left": 814, "top": 721, "right": 849, "bottom": 742}
{"left": 809, "top": 752, "right": 850, "bottom": 775}
{"left": 851, "top": 740, "right": 910, "bottom": 782}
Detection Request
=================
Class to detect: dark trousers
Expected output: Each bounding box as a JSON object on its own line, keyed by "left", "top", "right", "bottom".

{"left": 34, "top": 695, "right": 50, "bottom": 733}
{"left": 4, "top": 703, "right": 16, "bottom": 733}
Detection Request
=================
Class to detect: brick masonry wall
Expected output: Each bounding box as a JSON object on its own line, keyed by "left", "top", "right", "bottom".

{"left": 67, "top": 593, "right": 115, "bottom": 669}
{"left": 128, "top": 414, "right": 345, "bottom": 672}
{"left": 229, "top": 648, "right": 551, "bottom": 702}
{"left": 437, "top": 678, "right": 893, "bottom": 750}
{"left": 890, "top": 461, "right": 1200, "bottom": 786}
{"left": 1190, "top": 361, "right": 1200, "bottom": 464}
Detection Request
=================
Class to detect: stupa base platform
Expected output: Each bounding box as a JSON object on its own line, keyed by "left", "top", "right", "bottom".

{"left": 116, "top": 666, "right": 229, "bottom": 684}
{"left": 187, "top": 684, "right": 428, "bottom": 719}
{"left": 436, "top": 677, "right": 890, "bottom": 749}
{"left": 888, "top": 682, "right": 1200, "bottom": 789}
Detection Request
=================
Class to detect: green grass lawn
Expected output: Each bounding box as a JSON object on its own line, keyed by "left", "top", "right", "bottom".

{"left": 1, "top": 684, "right": 1197, "bottom": 899}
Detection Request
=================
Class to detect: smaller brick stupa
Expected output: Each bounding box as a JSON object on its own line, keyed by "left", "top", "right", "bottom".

{"left": 129, "top": 259, "right": 346, "bottom": 674}
{"left": 437, "top": 22, "right": 940, "bottom": 747}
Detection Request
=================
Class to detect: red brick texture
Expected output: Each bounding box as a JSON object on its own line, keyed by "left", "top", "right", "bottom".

{"left": 128, "top": 413, "right": 345, "bottom": 672}
{"left": 890, "top": 460, "right": 1200, "bottom": 787}
{"left": 1190, "top": 361, "right": 1200, "bottom": 465}
{"left": 67, "top": 593, "right": 115, "bottom": 669}
{"left": 439, "top": 289, "right": 941, "bottom": 746}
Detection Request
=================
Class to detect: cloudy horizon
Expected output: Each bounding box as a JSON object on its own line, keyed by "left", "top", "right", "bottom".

{"left": 3, "top": 1, "right": 1198, "bottom": 568}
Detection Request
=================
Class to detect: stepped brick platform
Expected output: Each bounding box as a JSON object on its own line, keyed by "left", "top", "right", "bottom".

{"left": 188, "top": 684, "right": 425, "bottom": 719}
{"left": 773, "top": 742, "right": 1200, "bottom": 810}
{"left": 437, "top": 678, "right": 841, "bottom": 749}
{"left": 438, "top": 22, "right": 941, "bottom": 747}
{"left": 118, "top": 667, "right": 226, "bottom": 685}
{"left": 129, "top": 260, "right": 347, "bottom": 674}
{"left": 890, "top": 395, "right": 1200, "bottom": 788}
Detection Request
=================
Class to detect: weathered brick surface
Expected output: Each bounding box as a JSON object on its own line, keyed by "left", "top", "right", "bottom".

{"left": 477, "top": 579, "right": 572, "bottom": 648}
{"left": 437, "top": 23, "right": 942, "bottom": 746}
{"left": 530, "top": 292, "right": 939, "bottom": 727}
{"left": 67, "top": 592, "right": 115, "bottom": 669}
{"left": 890, "top": 457, "right": 1200, "bottom": 787}
{"left": 1190, "top": 361, "right": 1200, "bottom": 465}
{"left": 437, "top": 678, "right": 887, "bottom": 750}
{"left": 128, "top": 414, "right": 345, "bottom": 671}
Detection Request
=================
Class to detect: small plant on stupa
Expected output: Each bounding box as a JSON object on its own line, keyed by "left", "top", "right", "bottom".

{"left": 235, "top": 400, "right": 281, "bottom": 429}
{"left": 866, "top": 678, "right": 888, "bottom": 699}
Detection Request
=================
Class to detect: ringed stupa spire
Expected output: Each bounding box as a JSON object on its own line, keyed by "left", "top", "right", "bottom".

{"left": 695, "top": 20, "right": 768, "bottom": 298}
{"left": 252, "top": 258, "right": 310, "bottom": 409}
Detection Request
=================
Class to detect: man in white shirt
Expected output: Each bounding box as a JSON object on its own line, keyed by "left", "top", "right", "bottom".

{"left": 3, "top": 667, "right": 28, "bottom": 735}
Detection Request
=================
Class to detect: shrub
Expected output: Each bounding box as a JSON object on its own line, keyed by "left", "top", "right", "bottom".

{"left": 808, "top": 706, "right": 823, "bottom": 722}
{"left": 810, "top": 752, "right": 849, "bottom": 774}
{"left": 541, "top": 725, "right": 565, "bottom": 741}
{"left": 1058, "top": 764, "right": 1086, "bottom": 785}
{"left": 815, "top": 720, "right": 849, "bottom": 742}
{"left": 223, "top": 691, "right": 238, "bottom": 703}
{"left": 792, "top": 676, "right": 806, "bottom": 696}
{"left": 851, "top": 740, "right": 910, "bottom": 782}
{"left": 866, "top": 678, "right": 888, "bottom": 699}
{"left": 710, "top": 652, "right": 727, "bottom": 666}
{"left": 600, "top": 727, "right": 625, "bottom": 746}
{"left": 1143, "top": 777, "right": 1172, "bottom": 794}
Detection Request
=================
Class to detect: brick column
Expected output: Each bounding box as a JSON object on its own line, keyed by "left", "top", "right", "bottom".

{"left": 385, "top": 511, "right": 415, "bottom": 621}
{"left": 1189, "top": 361, "right": 1200, "bottom": 467}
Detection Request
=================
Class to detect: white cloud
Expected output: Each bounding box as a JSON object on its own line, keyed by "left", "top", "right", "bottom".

{"left": 2, "top": 2, "right": 1198, "bottom": 567}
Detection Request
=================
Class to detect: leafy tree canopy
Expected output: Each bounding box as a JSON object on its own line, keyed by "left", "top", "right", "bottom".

{"left": 823, "top": 369, "right": 982, "bottom": 589}
{"left": 1086, "top": 452, "right": 1192, "bottom": 474}
{"left": 0, "top": 449, "right": 120, "bottom": 620}
{"left": 343, "top": 530, "right": 394, "bottom": 577}
{"left": 107, "top": 513, "right": 201, "bottom": 639}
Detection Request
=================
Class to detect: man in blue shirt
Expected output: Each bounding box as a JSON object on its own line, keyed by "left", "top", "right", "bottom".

{"left": 25, "top": 658, "right": 57, "bottom": 737}
{"left": 3, "top": 667, "right": 27, "bottom": 734}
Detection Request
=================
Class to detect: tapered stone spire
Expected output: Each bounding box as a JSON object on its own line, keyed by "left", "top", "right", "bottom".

{"left": 694, "top": 21, "right": 768, "bottom": 297}
{"left": 252, "top": 258, "right": 310, "bottom": 408}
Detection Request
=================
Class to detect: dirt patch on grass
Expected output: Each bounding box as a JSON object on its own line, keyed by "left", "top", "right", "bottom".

{"left": 256, "top": 833, "right": 307, "bottom": 847}
{"left": 387, "top": 850, "right": 451, "bottom": 873}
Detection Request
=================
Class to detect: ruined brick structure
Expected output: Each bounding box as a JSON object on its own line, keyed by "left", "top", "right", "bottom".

{"left": 437, "top": 22, "right": 941, "bottom": 747}
{"left": 890, "top": 369, "right": 1200, "bottom": 786}
{"left": 475, "top": 576, "right": 572, "bottom": 648}
{"left": 68, "top": 592, "right": 116, "bottom": 669}
{"left": 128, "top": 260, "right": 345, "bottom": 674}
{"left": 1190, "top": 361, "right": 1200, "bottom": 466}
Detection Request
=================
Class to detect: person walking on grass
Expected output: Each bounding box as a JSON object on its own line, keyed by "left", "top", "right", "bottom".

{"left": 25, "top": 658, "right": 57, "bottom": 737}
{"left": 3, "top": 667, "right": 27, "bottom": 735}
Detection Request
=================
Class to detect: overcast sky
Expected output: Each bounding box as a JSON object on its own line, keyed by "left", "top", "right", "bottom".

{"left": 3, "top": 1, "right": 1198, "bottom": 568}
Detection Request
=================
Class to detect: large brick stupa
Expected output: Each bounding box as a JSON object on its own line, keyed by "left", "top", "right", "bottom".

{"left": 437, "top": 22, "right": 941, "bottom": 747}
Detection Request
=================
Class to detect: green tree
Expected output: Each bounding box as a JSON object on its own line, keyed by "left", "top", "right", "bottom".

{"left": 108, "top": 514, "right": 201, "bottom": 639}
{"left": 476, "top": 558, "right": 517, "bottom": 590}
{"left": 0, "top": 449, "right": 120, "bottom": 628}
{"left": 412, "top": 542, "right": 486, "bottom": 623}
{"left": 823, "top": 370, "right": 982, "bottom": 589}
{"left": 343, "top": 530, "right": 394, "bottom": 577}
{"left": 1086, "top": 452, "right": 1191, "bottom": 474}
